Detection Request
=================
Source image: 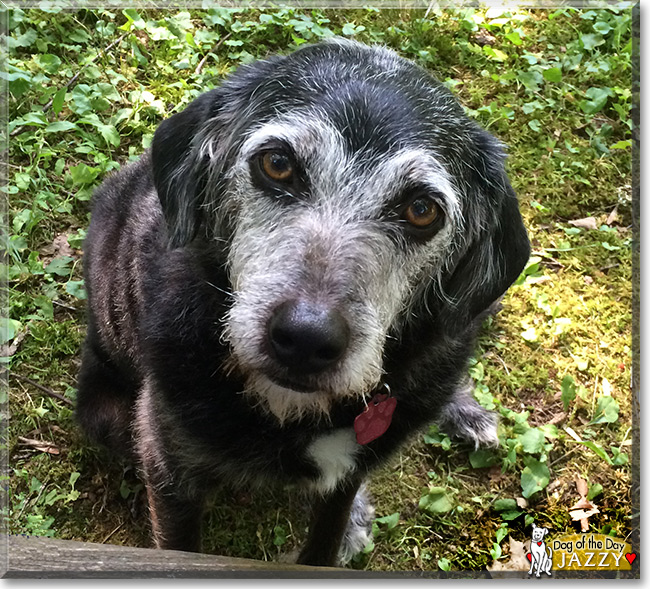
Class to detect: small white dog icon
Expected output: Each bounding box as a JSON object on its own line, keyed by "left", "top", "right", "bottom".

{"left": 528, "top": 523, "right": 553, "bottom": 577}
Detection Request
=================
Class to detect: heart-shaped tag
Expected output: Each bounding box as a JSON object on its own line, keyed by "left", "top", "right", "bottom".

{"left": 625, "top": 552, "right": 636, "bottom": 565}
{"left": 537, "top": 541, "right": 543, "bottom": 546}
{"left": 354, "top": 393, "right": 397, "bottom": 445}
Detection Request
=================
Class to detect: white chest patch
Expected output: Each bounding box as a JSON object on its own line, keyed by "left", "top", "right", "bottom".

{"left": 306, "top": 428, "right": 361, "bottom": 493}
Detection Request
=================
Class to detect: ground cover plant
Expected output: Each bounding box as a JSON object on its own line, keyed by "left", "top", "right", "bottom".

{"left": 2, "top": 4, "right": 635, "bottom": 573}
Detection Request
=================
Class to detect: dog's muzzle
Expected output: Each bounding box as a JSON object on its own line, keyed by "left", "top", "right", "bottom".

{"left": 267, "top": 299, "right": 350, "bottom": 379}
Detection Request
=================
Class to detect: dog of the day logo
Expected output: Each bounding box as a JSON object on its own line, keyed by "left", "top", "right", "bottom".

{"left": 526, "top": 523, "right": 636, "bottom": 575}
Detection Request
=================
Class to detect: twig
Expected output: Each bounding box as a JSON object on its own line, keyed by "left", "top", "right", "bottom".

{"left": 53, "top": 299, "right": 78, "bottom": 312}
{"left": 10, "top": 373, "right": 74, "bottom": 407}
{"left": 194, "top": 32, "right": 231, "bottom": 76}
{"left": 102, "top": 522, "right": 124, "bottom": 544}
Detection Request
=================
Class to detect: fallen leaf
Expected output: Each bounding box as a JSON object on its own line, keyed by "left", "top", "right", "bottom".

{"left": 516, "top": 497, "right": 528, "bottom": 509}
{"left": 547, "top": 479, "right": 562, "bottom": 493}
{"left": 473, "top": 29, "right": 496, "bottom": 46}
{"left": 575, "top": 477, "right": 589, "bottom": 498}
{"left": 570, "top": 497, "right": 594, "bottom": 511}
{"left": 570, "top": 507, "right": 600, "bottom": 532}
{"left": 606, "top": 207, "right": 618, "bottom": 225}
{"left": 568, "top": 217, "right": 598, "bottom": 230}
{"left": 564, "top": 426, "right": 582, "bottom": 442}
{"left": 548, "top": 412, "right": 567, "bottom": 425}
{"left": 487, "top": 538, "right": 530, "bottom": 575}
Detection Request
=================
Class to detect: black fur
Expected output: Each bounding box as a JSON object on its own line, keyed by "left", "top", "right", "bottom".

{"left": 76, "top": 40, "right": 530, "bottom": 567}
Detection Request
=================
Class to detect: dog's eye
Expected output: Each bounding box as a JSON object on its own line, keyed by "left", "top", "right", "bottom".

{"left": 261, "top": 151, "right": 294, "bottom": 182}
{"left": 403, "top": 197, "right": 440, "bottom": 228}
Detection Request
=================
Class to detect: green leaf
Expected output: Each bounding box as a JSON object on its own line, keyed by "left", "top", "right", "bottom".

{"left": 505, "top": 31, "right": 522, "bottom": 45}
{"left": 576, "top": 440, "right": 612, "bottom": 464}
{"left": 501, "top": 510, "right": 523, "bottom": 521}
{"left": 518, "top": 428, "right": 545, "bottom": 454}
{"left": 65, "top": 280, "right": 87, "bottom": 300}
{"left": 493, "top": 498, "right": 517, "bottom": 512}
{"left": 70, "top": 164, "right": 100, "bottom": 186}
{"left": 581, "top": 33, "right": 605, "bottom": 50}
{"left": 593, "top": 21, "right": 612, "bottom": 35}
{"left": 561, "top": 375, "right": 577, "bottom": 411}
{"left": 520, "top": 458, "right": 550, "bottom": 498}
{"left": 587, "top": 483, "right": 603, "bottom": 501}
{"left": 543, "top": 67, "right": 562, "bottom": 83}
{"left": 579, "top": 87, "right": 612, "bottom": 114}
{"left": 45, "top": 256, "right": 74, "bottom": 277}
{"left": 528, "top": 120, "right": 541, "bottom": 132}
{"left": 51, "top": 87, "right": 67, "bottom": 115}
{"left": 45, "top": 121, "right": 77, "bottom": 133}
{"left": 518, "top": 70, "right": 543, "bottom": 92}
{"left": 0, "top": 317, "right": 22, "bottom": 345}
{"left": 610, "top": 140, "right": 631, "bottom": 150}
{"left": 437, "top": 558, "right": 451, "bottom": 571}
{"left": 36, "top": 53, "right": 62, "bottom": 74}
{"left": 419, "top": 487, "right": 453, "bottom": 514}
{"left": 374, "top": 512, "right": 400, "bottom": 530}
{"left": 590, "top": 396, "right": 619, "bottom": 425}
{"left": 469, "top": 449, "right": 499, "bottom": 468}
{"left": 14, "top": 28, "right": 38, "bottom": 48}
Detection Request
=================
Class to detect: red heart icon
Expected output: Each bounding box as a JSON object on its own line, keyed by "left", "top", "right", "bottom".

{"left": 526, "top": 553, "right": 532, "bottom": 562}
{"left": 537, "top": 541, "right": 542, "bottom": 546}
{"left": 625, "top": 553, "right": 636, "bottom": 565}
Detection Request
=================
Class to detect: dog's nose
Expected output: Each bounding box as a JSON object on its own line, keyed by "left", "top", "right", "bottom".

{"left": 268, "top": 300, "right": 350, "bottom": 374}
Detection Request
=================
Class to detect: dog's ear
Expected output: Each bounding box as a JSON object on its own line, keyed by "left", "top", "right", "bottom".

{"left": 151, "top": 57, "right": 286, "bottom": 248}
{"left": 151, "top": 90, "right": 222, "bottom": 248}
{"left": 439, "top": 135, "right": 530, "bottom": 333}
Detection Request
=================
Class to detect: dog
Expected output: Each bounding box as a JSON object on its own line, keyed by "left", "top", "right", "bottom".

{"left": 528, "top": 523, "right": 553, "bottom": 576}
{"left": 76, "top": 39, "right": 530, "bottom": 567}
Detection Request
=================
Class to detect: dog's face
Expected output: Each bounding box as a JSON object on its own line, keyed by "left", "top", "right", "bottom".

{"left": 151, "top": 40, "right": 529, "bottom": 422}
{"left": 531, "top": 524, "right": 549, "bottom": 543}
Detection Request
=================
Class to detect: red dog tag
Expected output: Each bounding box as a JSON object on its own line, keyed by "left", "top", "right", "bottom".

{"left": 354, "top": 392, "right": 397, "bottom": 445}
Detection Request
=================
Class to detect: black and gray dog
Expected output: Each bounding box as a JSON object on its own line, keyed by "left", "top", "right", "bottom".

{"left": 77, "top": 39, "right": 530, "bottom": 567}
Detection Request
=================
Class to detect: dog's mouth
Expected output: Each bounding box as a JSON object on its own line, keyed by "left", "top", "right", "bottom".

{"left": 266, "top": 375, "right": 320, "bottom": 394}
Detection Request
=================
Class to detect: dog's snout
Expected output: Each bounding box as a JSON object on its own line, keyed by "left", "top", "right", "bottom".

{"left": 268, "top": 300, "right": 350, "bottom": 374}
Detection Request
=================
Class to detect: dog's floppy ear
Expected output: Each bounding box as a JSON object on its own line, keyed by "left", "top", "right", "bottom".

{"left": 439, "top": 138, "right": 530, "bottom": 333}
{"left": 151, "top": 90, "right": 222, "bottom": 248}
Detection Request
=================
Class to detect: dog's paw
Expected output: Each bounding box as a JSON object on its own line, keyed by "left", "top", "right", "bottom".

{"left": 436, "top": 389, "right": 499, "bottom": 450}
{"left": 338, "top": 484, "right": 375, "bottom": 566}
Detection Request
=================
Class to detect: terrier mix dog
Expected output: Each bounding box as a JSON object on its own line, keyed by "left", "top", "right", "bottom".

{"left": 77, "top": 39, "right": 530, "bottom": 567}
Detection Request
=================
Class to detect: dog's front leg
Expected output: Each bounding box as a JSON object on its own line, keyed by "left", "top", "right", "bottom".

{"left": 142, "top": 460, "right": 205, "bottom": 553}
{"left": 297, "top": 477, "right": 363, "bottom": 567}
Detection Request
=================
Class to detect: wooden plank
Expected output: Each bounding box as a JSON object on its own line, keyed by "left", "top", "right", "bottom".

{"left": 2, "top": 535, "right": 374, "bottom": 578}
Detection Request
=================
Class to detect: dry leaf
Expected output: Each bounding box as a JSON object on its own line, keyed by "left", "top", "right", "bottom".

{"left": 547, "top": 479, "right": 562, "bottom": 493}
{"left": 575, "top": 477, "right": 588, "bottom": 498}
{"left": 487, "top": 538, "right": 530, "bottom": 575}
{"left": 516, "top": 497, "right": 528, "bottom": 509}
{"left": 564, "top": 426, "right": 582, "bottom": 442}
{"left": 568, "top": 217, "right": 598, "bottom": 230}
{"left": 548, "top": 412, "right": 567, "bottom": 425}
{"left": 570, "top": 497, "right": 594, "bottom": 511}
{"left": 606, "top": 207, "right": 618, "bottom": 225}
{"left": 473, "top": 29, "right": 496, "bottom": 46}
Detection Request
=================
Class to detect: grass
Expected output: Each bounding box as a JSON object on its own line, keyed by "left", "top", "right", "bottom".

{"left": 1, "top": 4, "right": 635, "bottom": 574}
